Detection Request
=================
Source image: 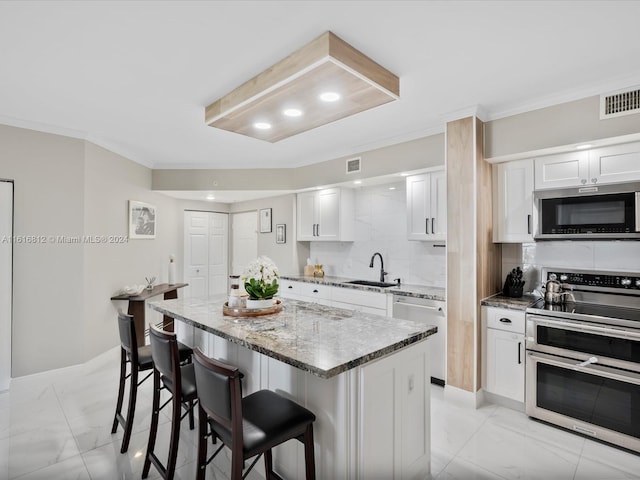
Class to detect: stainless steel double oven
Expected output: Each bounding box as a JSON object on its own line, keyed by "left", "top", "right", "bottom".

{"left": 525, "top": 268, "right": 640, "bottom": 452}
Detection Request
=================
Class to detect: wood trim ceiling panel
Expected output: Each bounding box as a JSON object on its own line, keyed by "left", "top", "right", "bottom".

{"left": 205, "top": 32, "right": 399, "bottom": 142}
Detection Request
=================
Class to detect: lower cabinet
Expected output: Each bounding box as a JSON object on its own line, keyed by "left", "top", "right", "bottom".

{"left": 482, "top": 306, "right": 525, "bottom": 404}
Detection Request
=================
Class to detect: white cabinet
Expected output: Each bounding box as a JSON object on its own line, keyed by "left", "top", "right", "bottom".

{"left": 482, "top": 306, "right": 525, "bottom": 404}
{"left": 535, "top": 142, "right": 640, "bottom": 189}
{"left": 279, "top": 279, "right": 388, "bottom": 314}
{"left": 296, "top": 188, "right": 354, "bottom": 241}
{"left": 278, "top": 279, "right": 332, "bottom": 306}
{"left": 406, "top": 169, "right": 446, "bottom": 241}
{"left": 493, "top": 159, "right": 534, "bottom": 243}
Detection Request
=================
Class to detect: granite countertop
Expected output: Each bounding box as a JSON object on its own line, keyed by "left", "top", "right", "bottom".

{"left": 481, "top": 292, "right": 540, "bottom": 311}
{"left": 280, "top": 275, "right": 446, "bottom": 301}
{"left": 149, "top": 295, "right": 437, "bottom": 379}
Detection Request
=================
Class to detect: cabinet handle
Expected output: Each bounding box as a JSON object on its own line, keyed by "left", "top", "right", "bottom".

{"left": 425, "top": 218, "right": 429, "bottom": 234}
{"left": 499, "top": 317, "right": 512, "bottom": 324}
{"left": 581, "top": 179, "right": 587, "bottom": 185}
{"left": 288, "top": 285, "right": 293, "bottom": 289}
{"left": 316, "top": 224, "right": 320, "bottom": 236}
{"left": 518, "top": 342, "right": 522, "bottom": 364}
{"left": 527, "top": 214, "right": 531, "bottom": 235}
{"left": 591, "top": 178, "right": 598, "bottom": 184}
{"left": 431, "top": 218, "right": 435, "bottom": 234}
{"left": 313, "top": 289, "right": 319, "bottom": 293}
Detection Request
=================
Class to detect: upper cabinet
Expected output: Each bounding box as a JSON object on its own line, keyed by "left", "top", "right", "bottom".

{"left": 297, "top": 187, "right": 355, "bottom": 241}
{"left": 535, "top": 142, "right": 640, "bottom": 189}
{"left": 493, "top": 159, "right": 534, "bottom": 243}
{"left": 406, "top": 169, "right": 446, "bottom": 241}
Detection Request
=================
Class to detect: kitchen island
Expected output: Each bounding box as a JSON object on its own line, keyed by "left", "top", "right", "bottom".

{"left": 149, "top": 295, "right": 436, "bottom": 480}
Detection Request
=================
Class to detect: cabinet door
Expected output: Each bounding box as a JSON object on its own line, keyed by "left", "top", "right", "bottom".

{"left": 534, "top": 151, "right": 589, "bottom": 189}
{"left": 485, "top": 329, "right": 525, "bottom": 402}
{"left": 494, "top": 159, "right": 534, "bottom": 243}
{"left": 589, "top": 142, "right": 640, "bottom": 185}
{"left": 430, "top": 170, "right": 447, "bottom": 240}
{"left": 297, "top": 191, "right": 317, "bottom": 241}
{"left": 317, "top": 188, "right": 340, "bottom": 240}
{"left": 406, "top": 174, "right": 431, "bottom": 240}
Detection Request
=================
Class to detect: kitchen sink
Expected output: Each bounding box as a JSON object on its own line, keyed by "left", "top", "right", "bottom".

{"left": 344, "top": 280, "right": 397, "bottom": 288}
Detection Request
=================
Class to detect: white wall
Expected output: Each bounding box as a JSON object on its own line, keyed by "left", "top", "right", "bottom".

{"left": 310, "top": 182, "right": 446, "bottom": 287}
{"left": 502, "top": 241, "right": 640, "bottom": 293}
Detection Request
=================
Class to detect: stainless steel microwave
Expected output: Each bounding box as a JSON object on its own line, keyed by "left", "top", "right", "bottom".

{"left": 533, "top": 182, "right": 640, "bottom": 240}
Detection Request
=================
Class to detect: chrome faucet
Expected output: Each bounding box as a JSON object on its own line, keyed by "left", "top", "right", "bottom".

{"left": 369, "top": 252, "right": 388, "bottom": 283}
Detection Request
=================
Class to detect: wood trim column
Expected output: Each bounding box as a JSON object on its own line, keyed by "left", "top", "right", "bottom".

{"left": 446, "top": 116, "right": 501, "bottom": 393}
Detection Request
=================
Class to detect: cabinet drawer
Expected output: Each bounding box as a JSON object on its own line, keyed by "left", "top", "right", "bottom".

{"left": 485, "top": 307, "right": 525, "bottom": 334}
{"left": 279, "top": 280, "right": 331, "bottom": 303}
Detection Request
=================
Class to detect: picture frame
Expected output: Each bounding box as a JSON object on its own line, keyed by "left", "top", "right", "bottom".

{"left": 259, "top": 208, "right": 272, "bottom": 233}
{"left": 129, "top": 200, "right": 156, "bottom": 239}
{"left": 276, "top": 224, "right": 286, "bottom": 244}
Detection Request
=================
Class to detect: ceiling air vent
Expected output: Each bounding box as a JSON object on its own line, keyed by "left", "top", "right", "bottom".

{"left": 600, "top": 87, "right": 640, "bottom": 119}
{"left": 346, "top": 157, "right": 361, "bottom": 174}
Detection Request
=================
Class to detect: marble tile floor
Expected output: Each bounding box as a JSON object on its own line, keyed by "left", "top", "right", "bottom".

{"left": 0, "top": 347, "right": 639, "bottom": 480}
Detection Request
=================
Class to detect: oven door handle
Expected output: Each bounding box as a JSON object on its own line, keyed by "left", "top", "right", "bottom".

{"left": 528, "top": 351, "right": 640, "bottom": 385}
{"left": 528, "top": 316, "right": 640, "bottom": 341}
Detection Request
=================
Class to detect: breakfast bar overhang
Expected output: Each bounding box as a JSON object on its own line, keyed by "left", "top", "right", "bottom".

{"left": 150, "top": 295, "right": 436, "bottom": 479}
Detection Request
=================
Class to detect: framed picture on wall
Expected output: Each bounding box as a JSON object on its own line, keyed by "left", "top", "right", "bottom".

{"left": 259, "top": 208, "right": 272, "bottom": 233}
{"left": 129, "top": 201, "right": 156, "bottom": 239}
{"left": 276, "top": 224, "right": 286, "bottom": 244}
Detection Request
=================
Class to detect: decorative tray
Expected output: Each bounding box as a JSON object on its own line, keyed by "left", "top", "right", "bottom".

{"left": 223, "top": 300, "right": 283, "bottom": 317}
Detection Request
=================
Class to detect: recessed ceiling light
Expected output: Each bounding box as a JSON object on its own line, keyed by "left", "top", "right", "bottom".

{"left": 400, "top": 172, "right": 410, "bottom": 177}
{"left": 254, "top": 122, "right": 272, "bottom": 130}
{"left": 575, "top": 144, "right": 593, "bottom": 150}
{"left": 206, "top": 194, "right": 215, "bottom": 201}
{"left": 354, "top": 180, "right": 362, "bottom": 185}
{"left": 283, "top": 108, "right": 303, "bottom": 117}
{"left": 319, "top": 92, "right": 341, "bottom": 102}
{"left": 389, "top": 187, "right": 396, "bottom": 190}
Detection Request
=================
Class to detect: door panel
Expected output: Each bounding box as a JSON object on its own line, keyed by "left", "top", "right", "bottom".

{"left": 231, "top": 211, "right": 257, "bottom": 277}
{"left": 0, "top": 181, "right": 12, "bottom": 389}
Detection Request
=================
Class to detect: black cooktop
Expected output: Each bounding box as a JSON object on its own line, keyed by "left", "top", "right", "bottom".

{"left": 528, "top": 298, "right": 640, "bottom": 324}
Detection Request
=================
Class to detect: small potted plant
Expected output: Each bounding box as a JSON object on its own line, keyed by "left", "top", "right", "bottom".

{"left": 242, "top": 256, "right": 279, "bottom": 309}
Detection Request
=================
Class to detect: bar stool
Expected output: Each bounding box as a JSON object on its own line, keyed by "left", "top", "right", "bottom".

{"left": 192, "top": 348, "right": 316, "bottom": 480}
{"left": 111, "top": 312, "right": 193, "bottom": 454}
{"left": 142, "top": 324, "right": 198, "bottom": 480}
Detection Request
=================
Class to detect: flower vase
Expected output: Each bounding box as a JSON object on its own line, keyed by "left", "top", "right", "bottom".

{"left": 246, "top": 298, "right": 274, "bottom": 309}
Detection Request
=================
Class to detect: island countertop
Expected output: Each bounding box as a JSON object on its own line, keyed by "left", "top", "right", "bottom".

{"left": 149, "top": 295, "right": 437, "bottom": 379}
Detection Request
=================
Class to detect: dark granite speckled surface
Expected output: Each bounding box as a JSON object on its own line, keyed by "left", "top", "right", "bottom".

{"left": 280, "top": 275, "right": 446, "bottom": 301}
{"left": 149, "top": 295, "right": 437, "bottom": 379}
{"left": 481, "top": 293, "right": 539, "bottom": 311}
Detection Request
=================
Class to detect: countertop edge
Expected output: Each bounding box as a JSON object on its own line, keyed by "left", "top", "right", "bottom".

{"left": 151, "top": 302, "right": 438, "bottom": 379}
{"left": 480, "top": 293, "right": 539, "bottom": 311}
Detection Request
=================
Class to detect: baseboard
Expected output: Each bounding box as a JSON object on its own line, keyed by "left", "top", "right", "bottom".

{"left": 481, "top": 390, "right": 525, "bottom": 412}
{"left": 443, "top": 384, "right": 484, "bottom": 409}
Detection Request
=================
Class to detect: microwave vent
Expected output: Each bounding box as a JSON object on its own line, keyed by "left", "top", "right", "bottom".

{"left": 346, "top": 157, "right": 361, "bottom": 174}
{"left": 600, "top": 87, "right": 640, "bottom": 119}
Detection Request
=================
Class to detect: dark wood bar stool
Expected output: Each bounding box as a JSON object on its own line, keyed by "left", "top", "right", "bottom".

{"left": 192, "top": 348, "right": 316, "bottom": 480}
{"left": 142, "top": 324, "right": 198, "bottom": 480}
{"left": 111, "top": 312, "right": 193, "bottom": 454}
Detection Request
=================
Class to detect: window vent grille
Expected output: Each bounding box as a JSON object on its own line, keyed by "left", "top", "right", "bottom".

{"left": 600, "top": 87, "right": 640, "bottom": 119}
{"left": 346, "top": 157, "right": 361, "bottom": 174}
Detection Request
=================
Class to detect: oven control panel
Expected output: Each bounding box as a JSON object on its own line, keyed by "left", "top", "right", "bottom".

{"left": 546, "top": 271, "right": 640, "bottom": 290}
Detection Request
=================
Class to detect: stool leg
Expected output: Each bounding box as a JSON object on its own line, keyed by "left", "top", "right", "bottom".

{"left": 303, "top": 424, "right": 316, "bottom": 480}
{"left": 196, "top": 404, "right": 208, "bottom": 480}
{"left": 120, "top": 366, "right": 138, "bottom": 453}
{"left": 264, "top": 449, "right": 274, "bottom": 479}
{"left": 166, "top": 390, "right": 182, "bottom": 480}
{"left": 188, "top": 399, "right": 195, "bottom": 430}
{"left": 111, "top": 348, "right": 127, "bottom": 434}
{"left": 142, "top": 370, "right": 161, "bottom": 479}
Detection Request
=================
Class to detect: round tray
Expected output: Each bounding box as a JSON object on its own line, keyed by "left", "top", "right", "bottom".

{"left": 223, "top": 300, "right": 283, "bottom": 317}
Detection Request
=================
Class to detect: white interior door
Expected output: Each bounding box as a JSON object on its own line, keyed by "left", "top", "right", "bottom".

{"left": 231, "top": 211, "right": 257, "bottom": 277}
{"left": 184, "top": 211, "right": 229, "bottom": 298}
{"left": 208, "top": 213, "right": 229, "bottom": 295}
{"left": 0, "top": 181, "right": 13, "bottom": 391}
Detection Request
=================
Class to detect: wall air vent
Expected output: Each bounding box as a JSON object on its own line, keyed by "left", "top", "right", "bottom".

{"left": 346, "top": 157, "right": 361, "bottom": 174}
{"left": 600, "top": 86, "right": 640, "bottom": 119}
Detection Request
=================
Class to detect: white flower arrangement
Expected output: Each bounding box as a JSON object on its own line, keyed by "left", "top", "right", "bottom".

{"left": 241, "top": 256, "right": 280, "bottom": 299}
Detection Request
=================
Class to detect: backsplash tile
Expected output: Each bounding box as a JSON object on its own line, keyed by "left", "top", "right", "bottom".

{"left": 503, "top": 241, "right": 640, "bottom": 292}
{"left": 309, "top": 182, "right": 446, "bottom": 288}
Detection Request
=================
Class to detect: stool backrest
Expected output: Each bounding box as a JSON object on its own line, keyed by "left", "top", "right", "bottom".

{"left": 193, "top": 348, "right": 243, "bottom": 438}
{"left": 149, "top": 324, "right": 180, "bottom": 385}
{"left": 117, "top": 312, "right": 136, "bottom": 352}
